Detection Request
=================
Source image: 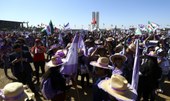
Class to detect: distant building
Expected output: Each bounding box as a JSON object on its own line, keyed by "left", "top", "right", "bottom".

{"left": 0, "top": 20, "right": 24, "bottom": 30}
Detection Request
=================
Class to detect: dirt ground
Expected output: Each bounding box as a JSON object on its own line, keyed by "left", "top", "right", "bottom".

{"left": 0, "top": 64, "right": 170, "bottom": 101}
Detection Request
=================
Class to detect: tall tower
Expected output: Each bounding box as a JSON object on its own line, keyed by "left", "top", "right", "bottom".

{"left": 92, "top": 12, "right": 95, "bottom": 29}
{"left": 91, "top": 11, "right": 99, "bottom": 30}
{"left": 95, "top": 12, "right": 99, "bottom": 30}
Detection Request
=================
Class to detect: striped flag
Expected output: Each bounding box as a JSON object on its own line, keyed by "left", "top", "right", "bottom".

{"left": 131, "top": 39, "right": 140, "bottom": 90}
{"left": 147, "top": 21, "right": 159, "bottom": 33}
{"left": 146, "top": 23, "right": 154, "bottom": 33}
{"left": 61, "top": 33, "right": 79, "bottom": 77}
{"left": 148, "top": 21, "right": 159, "bottom": 30}
{"left": 41, "top": 20, "right": 54, "bottom": 35}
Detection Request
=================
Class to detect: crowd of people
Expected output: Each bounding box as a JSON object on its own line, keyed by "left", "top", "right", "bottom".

{"left": 0, "top": 29, "right": 170, "bottom": 101}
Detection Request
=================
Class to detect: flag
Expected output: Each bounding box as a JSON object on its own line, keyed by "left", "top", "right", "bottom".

{"left": 91, "top": 18, "right": 96, "bottom": 24}
{"left": 78, "top": 34, "right": 87, "bottom": 56}
{"left": 61, "top": 33, "right": 79, "bottom": 77}
{"left": 58, "top": 33, "right": 64, "bottom": 46}
{"left": 64, "top": 22, "right": 70, "bottom": 30}
{"left": 148, "top": 21, "right": 159, "bottom": 30}
{"left": 146, "top": 23, "right": 154, "bottom": 33}
{"left": 138, "top": 24, "right": 147, "bottom": 31}
{"left": 147, "top": 21, "right": 159, "bottom": 33}
{"left": 41, "top": 20, "right": 54, "bottom": 35}
{"left": 131, "top": 39, "right": 140, "bottom": 90}
{"left": 135, "top": 28, "right": 142, "bottom": 35}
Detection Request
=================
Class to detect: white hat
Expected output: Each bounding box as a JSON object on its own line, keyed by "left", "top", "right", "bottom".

{"left": 46, "top": 56, "right": 66, "bottom": 68}
{"left": 98, "top": 74, "right": 137, "bottom": 101}
{"left": 0, "top": 82, "right": 35, "bottom": 101}
{"left": 110, "top": 53, "right": 127, "bottom": 63}
{"left": 90, "top": 57, "right": 112, "bottom": 69}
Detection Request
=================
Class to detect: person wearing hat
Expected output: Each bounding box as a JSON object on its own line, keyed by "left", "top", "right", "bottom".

{"left": 124, "top": 42, "right": 136, "bottom": 83}
{"left": 41, "top": 56, "right": 66, "bottom": 101}
{"left": 137, "top": 51, "right": 162, "bottom": 101}
{"left": 16, "top": 37, "right": 29, "bottom": 52}
{"left": 9, "top": 43, "right": 36, "bottom": 94}
{"left": 109, "top": 53, "right": 127, "bottom": 75}
{"left": 78, "top": 49, "right": 90, "bottom": 88}
{"left": 156, "top": 48, "right": 169, "bottom": 94}
{"left": 0, "top": 82, "right": 35, "bottom": 101}
{"left": 31, "top": 38, "right": 46, "bottom": 84}
{"left": 105, "top": 37, "right": 115, "bottom": 55}
{"left": 98, "top": 74, "right": 137, "bottom": 101}
{"left": 90, "top": 57, "right": 112, "bottom": 101}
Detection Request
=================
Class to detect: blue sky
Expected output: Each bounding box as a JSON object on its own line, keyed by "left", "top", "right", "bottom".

{"left": 0, "top": 0, "right": 170, "bottom": 29}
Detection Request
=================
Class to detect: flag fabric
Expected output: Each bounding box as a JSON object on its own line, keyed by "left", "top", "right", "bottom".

{"left": 135, "top": 28, "right": 142, "bottom": 35}
{"left": 131, "top": 39, "right": 140, "bottom": 91}
{"left": 146, "top": 23, "right": 154, "bottom": 33}
{"left": 91, "top": 18, "right": 96, "bottom": 24}
{"left": 64, "top": 22, "right": 70, "bottom": 30}
{"left": 61, "top": 33, "right": 79, "bottom": 77}
{"left": 147, "top": 21, "right": 159, "bottom": 33}
{"left": 138, "top": 24, "right": 147, "bottom": 31}
{"left": 78, "top": 34, "right": 87, "bottom": 56}
{"left": 148, "top": 21, "right": 159, "bottom": 30}
{"left": 41, "top": 20, "right": 54, "bottom": 35}
{"left": 58, "top": 33, "right": 64, "bottom": 46}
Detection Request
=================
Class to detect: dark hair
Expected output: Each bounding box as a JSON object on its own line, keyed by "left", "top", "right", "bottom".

{"left": 12, "top": 43, "right": 21, "bottom": 49}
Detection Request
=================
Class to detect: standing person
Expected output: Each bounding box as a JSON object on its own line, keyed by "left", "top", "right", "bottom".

{"left": 78, "top": 50, "right": 89, "bottom": 88}
{"left": 31, "top": 38, "right": 46, "bottom": 84}
{"left": 9, "top": 43, "right": 36, "bottom": 93}
{"left": 41, "top": 56, "right": 66, "bottom": 101}
{"left": 90, "top": 57, "right": 112, "bottom": 101}
{"left": 109, "top": 53, "right": 134, "bottom": 84}
{"left": 137, "top": 51, "right": 162, "bottom": 101}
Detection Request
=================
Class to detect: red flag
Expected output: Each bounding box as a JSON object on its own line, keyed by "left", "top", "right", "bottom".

{"left": 91, "top": 18, "right": 96, "bottom": 24}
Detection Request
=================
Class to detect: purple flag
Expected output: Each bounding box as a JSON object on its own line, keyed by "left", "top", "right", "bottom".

{"left": 131, "top": 39, "right": 140, "bottom": 90}
{"left": 78, "top": 34, "right": 87, "bottom": 56}
{"left": 61, "top": 33, "right": 79, "bottom": 76}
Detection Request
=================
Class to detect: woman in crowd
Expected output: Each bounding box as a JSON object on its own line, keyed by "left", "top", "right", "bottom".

{"left": 41, "top": 55, "right": 66, "bottom": 101}
{"left": 31, "top": 38, "right": 46, "bottom": 84}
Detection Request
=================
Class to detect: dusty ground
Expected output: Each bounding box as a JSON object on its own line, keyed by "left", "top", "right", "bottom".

{"left": 0, "top": 64, "right": 170, "bottom": 101}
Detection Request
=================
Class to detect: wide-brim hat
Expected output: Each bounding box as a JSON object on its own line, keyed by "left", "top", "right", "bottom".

{"left": 0, "top": 82, "right": 35, "bottom": 101}
{"left": 46, "top": 56, "right": 66, "bottom": 68}
{"left": 110, "top": 53, "right": 127, "bottom": 63}
{"left": 55, "top": 49, "right": 67, "bottom": 58}
{"left": 98, "top": 74, "right": 137, "bottom": 101}
{"left": 128, "top": 43, "right": 136, "bottom": 52}
{"left": 94, "top": 39, "right": 103, "bottom": 45}
{"left": 85, "top": 38, "right": 93, "bottom": 43}
{"left": 90, "top": 57, "right": 112, "bottom": 69}
{"left": 106, "top": 37, "right": 114, "bottom": 42}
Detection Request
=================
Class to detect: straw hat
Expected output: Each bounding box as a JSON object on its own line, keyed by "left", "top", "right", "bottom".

{"left": 94, "top": 39, "right": 103, "bottom": 45}
{"left": 90, "top": 57, "right": 111, "bottom": 69}
{"left": 110, "top": 53, "right": 127, "bottom": 63}
{"left": 128, "top": 43, "right": 136, "bottom": 52}
{"left": 98, "top": 74, "right": 137, "bottom": 101}
{"left": 114, "top": 44, "right": 123, "bottom": 53}
{"left": 106, "top": 37, "right": 114, "bottom": 42}
{"left": 0, "top": 82, "right": 35, "bottom": 101}
{"left": 46, "top": 56, "right": 66, "bottom": 68}
{"left": 85, "top": 38, "right": 93, "bottom": 43}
